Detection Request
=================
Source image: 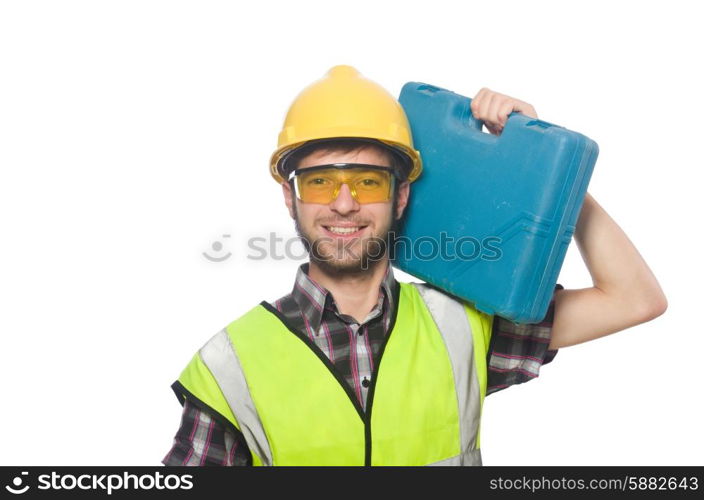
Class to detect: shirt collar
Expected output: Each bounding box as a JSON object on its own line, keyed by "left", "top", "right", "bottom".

{"left": 291, "top": 261, "right": 397, "bottom": 333}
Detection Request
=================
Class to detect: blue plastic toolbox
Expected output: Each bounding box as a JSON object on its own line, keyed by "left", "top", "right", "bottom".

{"left": 393, "top": 82, "right": 598, "bottom": 323}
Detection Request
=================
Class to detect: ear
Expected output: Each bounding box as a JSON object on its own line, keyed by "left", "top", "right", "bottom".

{"left": 282, "top": 181, "right": 296, "bottom": 219}
{"left": 395, "top": 181, "right": 411, "bottom": 220}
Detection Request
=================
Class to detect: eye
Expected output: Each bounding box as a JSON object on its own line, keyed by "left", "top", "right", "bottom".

{"left": 355, "top": 175, "right": 386, "bottom": 190}
{"left": 305, "top": 176, "right": 333, "bottom": 187}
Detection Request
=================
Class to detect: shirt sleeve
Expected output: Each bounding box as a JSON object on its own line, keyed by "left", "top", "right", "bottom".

{"left": 485, "top": 283, "right": 564, "bottom": 396}
{"left": 162, "top": 398, "right": 252, "bottom": 466}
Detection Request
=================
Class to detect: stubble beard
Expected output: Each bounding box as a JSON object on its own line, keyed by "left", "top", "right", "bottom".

{"left": 293, "top": 196, "right": 399, "bottom": 277}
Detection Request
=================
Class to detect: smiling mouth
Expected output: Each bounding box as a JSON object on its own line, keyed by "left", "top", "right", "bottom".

{"left": 322, "top": 224, "right": 368, "bottom": 236}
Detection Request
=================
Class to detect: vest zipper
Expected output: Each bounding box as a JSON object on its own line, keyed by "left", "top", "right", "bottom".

{"left": 362, "top": 280, "right": 401, "bottom": 466}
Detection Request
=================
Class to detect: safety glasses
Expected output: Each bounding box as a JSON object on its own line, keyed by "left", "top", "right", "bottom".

{"left": 288, "top": 163, "right": 397, "bottom": 204}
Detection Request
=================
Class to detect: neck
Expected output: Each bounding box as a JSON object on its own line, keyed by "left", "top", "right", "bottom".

{"left": 307, "top": 258, "right": 389, "bottom": 324}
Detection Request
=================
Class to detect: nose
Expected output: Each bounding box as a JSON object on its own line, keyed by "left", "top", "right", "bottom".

{"left": 329, "top": 182, "right": 360, "bottom": 214}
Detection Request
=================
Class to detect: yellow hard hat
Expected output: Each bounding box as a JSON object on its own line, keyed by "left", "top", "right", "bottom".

{"left": 270, "top": 65, "right": 423, "bottom": 183}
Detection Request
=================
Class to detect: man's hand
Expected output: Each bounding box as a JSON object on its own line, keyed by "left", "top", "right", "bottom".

{"left": 470, "top": 87, "right": 538, "bottom": 135}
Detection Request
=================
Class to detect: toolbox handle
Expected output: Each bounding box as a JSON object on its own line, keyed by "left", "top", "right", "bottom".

{"left": 407, "top": 83, "right": 516, "bottom": 140}
{"left": 466, "top": 96, "right": 520, "bottom": 136}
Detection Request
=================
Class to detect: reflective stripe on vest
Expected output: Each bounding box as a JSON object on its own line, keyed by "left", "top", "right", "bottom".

{"left": 175, "top": 281, "right": 493, "bottom": 466}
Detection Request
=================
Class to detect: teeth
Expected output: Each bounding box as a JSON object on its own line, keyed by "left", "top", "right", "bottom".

{"left": 327, "top": 226, "right": 361, "bottom": 234}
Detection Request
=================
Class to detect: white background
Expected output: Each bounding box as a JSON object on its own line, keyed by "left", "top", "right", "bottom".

{"left": 1, "top": 0, "right": 701, "bottom": 465}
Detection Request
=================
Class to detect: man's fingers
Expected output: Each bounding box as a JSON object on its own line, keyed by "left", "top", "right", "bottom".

{"left": 512, "top": 100, "right": 538, "bottom": 119}
{"left": 470, "top": 87, "right": 489, "bottom": 118}
{"left": 477, "top": 90, "right": 495, "bottom": 126}
{"left": 473, "top": 88, "right": 508, "bottom": 131}
{"left": 485, "top": 94, "right": 507, "bottom": 133}
{"left": 485, "top": 123, "right": 502, "bottom": 136}
{"left": 471, "top": 88, "right": 538, "bottom": 134}
{"left": 497, "top": 100, "right": 515, "bottom": 126}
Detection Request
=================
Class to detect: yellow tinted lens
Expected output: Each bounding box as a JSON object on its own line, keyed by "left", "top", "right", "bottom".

{"left": 296, "top": 170, "right": 339, "bottom": 204}
{"left": 296, "top": 167, "right": 392, "bottom": 204}
{"left": 349, "top": 170, "right": 392, "bottom": 203}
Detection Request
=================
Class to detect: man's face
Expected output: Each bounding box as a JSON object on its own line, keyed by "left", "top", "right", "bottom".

{"left": 282, "top": 145, "right": 410, "bottom": 275}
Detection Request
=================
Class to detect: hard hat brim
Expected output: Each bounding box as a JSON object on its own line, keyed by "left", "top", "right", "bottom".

{"left": 271, "top": 137, "right": 422, "bottom": 184}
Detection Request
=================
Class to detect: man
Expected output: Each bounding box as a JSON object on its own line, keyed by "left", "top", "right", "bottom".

{"left": 163, "top": 66, "right": 667, "bottom": 466}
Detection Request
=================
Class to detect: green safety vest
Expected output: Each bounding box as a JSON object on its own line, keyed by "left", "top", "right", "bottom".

{"left": 173, "top": 281, "right": 493, "bottom": 466}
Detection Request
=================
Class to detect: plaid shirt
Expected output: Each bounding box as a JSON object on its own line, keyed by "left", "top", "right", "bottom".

{"left": 163, "top": 262, "right": 561, "bottom": 466}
